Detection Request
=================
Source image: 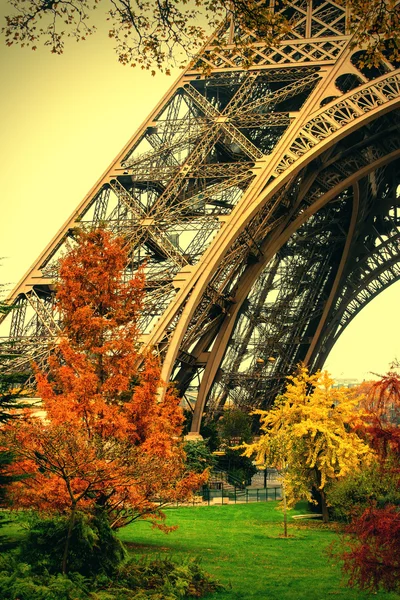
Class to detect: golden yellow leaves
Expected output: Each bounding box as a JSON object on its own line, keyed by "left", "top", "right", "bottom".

{"left": 243, "top": 365, "right": 373, "bottom": 514}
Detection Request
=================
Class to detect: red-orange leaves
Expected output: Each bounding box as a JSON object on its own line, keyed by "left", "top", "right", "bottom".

{"left": 353, "top": 369, "right": 400, "bottom": 458}
{"left": 57, "top": 229, "right": 144, "bottom": 358}
{"left": 342, "top": 505, "right": 400, "bottom": 592}
{"left": 6, "top": 227, "right": 204, "bottom": 531}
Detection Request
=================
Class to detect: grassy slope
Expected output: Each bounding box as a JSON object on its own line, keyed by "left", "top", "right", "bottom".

{"left": 118, "top": 502, "right": 400, "bottom": 600}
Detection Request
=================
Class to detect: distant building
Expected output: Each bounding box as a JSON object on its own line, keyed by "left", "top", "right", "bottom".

{"left": 332, "top": 377, "right": 360, "bottom": 389}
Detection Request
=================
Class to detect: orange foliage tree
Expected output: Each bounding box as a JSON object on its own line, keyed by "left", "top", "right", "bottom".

{"left": 353, "top": 368, "right": 400, "bottom": 457}
{"left": 5, "top": 228, "right": 204, "bottom": 573}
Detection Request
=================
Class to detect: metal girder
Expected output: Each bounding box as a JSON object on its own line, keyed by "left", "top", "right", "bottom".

{"left": 2, "top": 0, "right": 400, "bottom": 433}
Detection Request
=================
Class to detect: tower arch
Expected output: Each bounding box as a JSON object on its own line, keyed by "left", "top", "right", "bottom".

{"left": 1, "top": 0, "right": 400, "bottom": 431}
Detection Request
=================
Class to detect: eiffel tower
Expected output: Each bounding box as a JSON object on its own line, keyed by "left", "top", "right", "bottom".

{"left": 2, "top": 0, "right": 400, "bottom": 434}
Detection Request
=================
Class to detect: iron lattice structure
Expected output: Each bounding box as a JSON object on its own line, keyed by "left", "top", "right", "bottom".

{"left": 2, "top": 0, "right": 400, "bottom": 433}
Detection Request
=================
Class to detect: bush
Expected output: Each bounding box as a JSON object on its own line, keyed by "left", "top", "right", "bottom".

{"left": 340, "top": 504, "right": 400, "bottom": 593}
{"left": 326, "top": 463, "right": 400, "bottom": 522}
{"left": 0, "top": 553, "right": 89, "bottom": 599}
{"left": 20, "top": 510, "right": 126, "bottom": 576}
{"left": 0, "top": 551, "right": 222, "bottom": 599}
{"left": 103, "top": 555, "right": 223, "bottom": 599}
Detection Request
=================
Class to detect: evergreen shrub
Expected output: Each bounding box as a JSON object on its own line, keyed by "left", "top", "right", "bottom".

{"left": 0, "top": 551, "right": 222, "bottom": 599}
{"left": 20, "top": 511, "right": 126, "bottom": 576}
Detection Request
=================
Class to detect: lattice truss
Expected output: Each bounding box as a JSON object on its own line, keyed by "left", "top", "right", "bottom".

{"left": 1, "top": 0, "right": 400, "bottom": 430}
{"left": 207, "top": 133, "right": 400, "bottom": 414}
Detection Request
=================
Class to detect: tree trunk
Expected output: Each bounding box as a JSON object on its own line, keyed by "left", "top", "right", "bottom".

{"left": 62, "top": 504, "right": 77, "bottom": 575}
{"left": 282, "top": 479, "right": 288, "bottom": 537}
{"left": 320, "top": 489, "right": 329, "bottom": 523}
{"left": 314, "top": 469, "right": 329, "bottom": 523}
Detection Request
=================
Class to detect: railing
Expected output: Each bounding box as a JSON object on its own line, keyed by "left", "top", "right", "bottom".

{"left": 157, "top": 485, "right": 282, "bottom": 508}
{"left": 201, "top": 484, "right": 282, "bottom": 505}
{"left": 209, "top": 467, "right": 247, "bottom": 490}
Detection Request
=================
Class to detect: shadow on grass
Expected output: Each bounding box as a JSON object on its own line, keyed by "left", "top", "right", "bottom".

{"left": 123, "top": 540, "right": 212, "bottom": 555}
{"left": 0, "top": 535, "right": 20, "bottom": 551}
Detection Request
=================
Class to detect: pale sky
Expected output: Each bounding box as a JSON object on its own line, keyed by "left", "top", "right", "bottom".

{"left": 0, "top": 3, "right": 399, "bottom": 383}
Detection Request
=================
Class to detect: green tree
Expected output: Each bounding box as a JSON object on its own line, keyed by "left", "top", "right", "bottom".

{"left": 0, "top": 297, "right": 30, "bottom": 521}
{"left": 184, "top": 439, "right": 216, "bottom": 473}
{"left": 217, "top": 408, "right": 253, "bottom": 447}
{"left": 243, "top": 366, "right": 372, "bottom": 523}
{"left": 216, "top": 408, "right": 256, "bottom": 486}
{"left": 2, "top": 0, "right": 398, "bottom": 73}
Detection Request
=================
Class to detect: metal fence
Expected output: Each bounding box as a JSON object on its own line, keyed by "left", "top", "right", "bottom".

{"left": 201, "top": 484, "right": 282, "bottom": 505}
{"left": 158, "top": 483, "right": 283, "bottom": 508}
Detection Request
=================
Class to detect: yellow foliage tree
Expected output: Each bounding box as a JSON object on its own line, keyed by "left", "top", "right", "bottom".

{"left": 243, "top": 366, "right": 373, "bottom": 523}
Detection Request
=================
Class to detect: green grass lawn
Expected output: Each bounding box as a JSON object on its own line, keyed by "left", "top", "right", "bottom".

{"left": 0, "top": 515, "right": 28, "bottom": 548}
{"left": 118, "top": 502, "right": 400, "bottom": 600}
{"left": 2, "top": 503, "right": 399, "bottom": 600}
